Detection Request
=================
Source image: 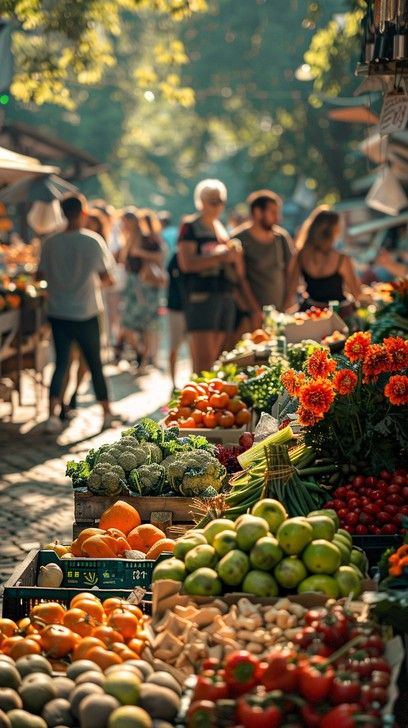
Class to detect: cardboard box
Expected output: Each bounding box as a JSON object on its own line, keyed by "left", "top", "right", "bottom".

{"left": 284, "top": 312, "right": 348, "bottom": 344}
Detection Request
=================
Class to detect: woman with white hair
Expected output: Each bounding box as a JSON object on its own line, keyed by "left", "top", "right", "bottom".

{"left": 177, "top": 179, "right": 248, "bottom": 371}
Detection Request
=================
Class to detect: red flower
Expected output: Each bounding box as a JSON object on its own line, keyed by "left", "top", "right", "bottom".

{"left": 384, "top": 374, "right": 408, "bottom": 406}
{"left": 281, "top": 369, "right": 305, "bottom": 396}
{"left": 298, "top": 379, "right": 335, "bottom": 416}
{"left": 306, "top": 350, "right": 337, "bottom": 378}
{"left": 332, "top": 369, "right": 358, "bottom": 395}
{"left": 362, "top": 344, "right": 392, "bottom": 383}
{"left": 383, "top": 337, "right": 408, "bottom": 371}
{"left": 297, "top": 406, "right": 323, "bottom": 427}
{"left": 344, "top": 331, "right": 372, "bottom": 363}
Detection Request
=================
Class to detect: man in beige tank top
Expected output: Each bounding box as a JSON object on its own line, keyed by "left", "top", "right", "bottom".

{"left": 232, "top": 190, "right": 294, "bottom": 313}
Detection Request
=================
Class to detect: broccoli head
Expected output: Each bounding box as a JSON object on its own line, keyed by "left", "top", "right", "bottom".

{"left": 117, "top": 448, "right": 148, "bottom": 473}
{"left": 165, "top": 450, "right": 226, "bottom": 497}
{"left": 144, "top": 442, "right": 163, "bottom": 464}
{"left": 87, "top": 463, "right": 126, "bottom": 495}
{"left": 128, "top": 463, "right": 166, "bottom": 495}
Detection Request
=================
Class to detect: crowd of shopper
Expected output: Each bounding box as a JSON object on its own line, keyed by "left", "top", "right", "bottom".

{"left": 37, "top": 180, "right": 369, "bottom": 433}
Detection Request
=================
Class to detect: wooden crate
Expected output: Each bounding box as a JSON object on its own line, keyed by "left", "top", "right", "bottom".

{"left": 2, "top": 550, "right": 152, "bottom": 621}
{"left": 73, "top": 493, "right": 196, "bottom": 539}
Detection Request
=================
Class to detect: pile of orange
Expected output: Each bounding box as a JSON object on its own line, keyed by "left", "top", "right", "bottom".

{"left": 0, "top": 593, "right": 150, "bottom": 670}
{"left": 165, "top": 379, "right": 251, "bottom": 430}
{"left": 54, "top": 501, "right": 175, "bottom": 560}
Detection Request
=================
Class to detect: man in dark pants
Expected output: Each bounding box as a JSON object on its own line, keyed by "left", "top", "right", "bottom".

{"left": 38, "top": 194, "right": 116, "bottom": 433}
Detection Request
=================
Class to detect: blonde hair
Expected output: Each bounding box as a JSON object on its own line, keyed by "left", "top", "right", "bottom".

{"left": 194, "top": 179, "right": 227, "bottom": 211}
{"left": 296, "top": 205, "right": 340, "bottom": 253}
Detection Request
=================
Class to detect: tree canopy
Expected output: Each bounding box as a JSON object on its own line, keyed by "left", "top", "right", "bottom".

{"left": 2, "top": 0, "right": 368, "bottom": 218}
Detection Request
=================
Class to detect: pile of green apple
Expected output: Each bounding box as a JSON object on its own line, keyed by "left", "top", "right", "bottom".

{"left": 152, "top": 500, "right": 367, "bottom": 599}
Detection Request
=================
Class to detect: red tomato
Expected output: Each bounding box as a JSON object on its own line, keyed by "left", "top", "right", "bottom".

{"left": 191, "top": 409, "right": 203, "bottom": 424}
{"left": 208, "top": 378, "right": 224, "bottom": 392}
{"left": 392, "top": 475, "right": 407, "bottom": 486}
{"left": 355, "top": 525, "right": 368, "bottom": 535}
{"left": 229, "top": 397, "right": 246, "bottom": 414}
{"left": 203, "top": 411, "right": 218, "bottom": 428}
{"left": 352, "top": 476, "right": 366, "bottom": 488}
{"left": 209, "top": 392, "right": 229, "bottom": 410}
{"left": 217, "top": 410, "right": 235, "bottom": 428}
{"left": 221, "top": 382, "right": 238, "bottom": 397}
{"left": 380, "top": 470, "right": 392, "bottom": 481}
{"left": 235, "top": 408, "right": 251, "bottom": 426}
{"left": 195, "top": 397, "right": 210, "bottom": 412}
{"left": 179, "top": 417, "right": 197, "bottom": 428}
{"left": 388, "top": 484, "right": 401, "bottom": 495}
{"left": 180, "top": 387, "right": 197, "bottom": 406}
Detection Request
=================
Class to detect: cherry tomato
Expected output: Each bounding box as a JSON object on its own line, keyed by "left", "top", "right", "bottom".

{"left": 334, "top": 487, "right": 349, "bottom": 499}
{"left": 392, "top": 475, "right": 407, "bottom": 486}
{"left": 382, "top": 523, "right": 398, "bottom": 534}
{"left": 348, "top": 499, "right": 360, "bottom": 509}
{"left": 370, "top": 656, "right": 391, "bottom": 674}
{"left": 387, "top": 494, "right": 404, "bottom": 506}
{"left": 365, "top": 476, "right": 377, "bottom": 487}
{"left": 355, "top": 525, "right": 368, "bottom": 534}
{"left": 388, "top": 484, "right": 401, "bottom": 495}
{"left": 384, "top": 504, "right": 398, "bottom": 515}
{"left": 346, "top": 513, "right": 359, "bottom": 526}
{"left": 371, "top": 670, "right": 391, "bottom": 688}
{"left": 332, "top": 500, "right": 345, "bottom": 510}
{"left": 377, "top": 512, "right": 390, "bottom": 524}
{"left": 380, "top": 469, "right": 392, "bottom": 481}
{"left": 352, "top": 476, "right": 366, "bottom": 488}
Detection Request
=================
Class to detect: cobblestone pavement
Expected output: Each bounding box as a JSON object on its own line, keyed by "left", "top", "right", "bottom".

{"left": 0, "top": 353, "right": 190, "bottom": 598}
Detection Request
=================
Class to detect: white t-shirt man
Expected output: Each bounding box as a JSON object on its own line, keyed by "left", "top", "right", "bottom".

{"left": 39, "top": 229, "right": 114, "bottom": 320}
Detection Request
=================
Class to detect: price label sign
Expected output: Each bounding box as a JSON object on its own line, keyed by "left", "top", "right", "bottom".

{"left": 380, "top": 92, "right": 408, "bottom": 135}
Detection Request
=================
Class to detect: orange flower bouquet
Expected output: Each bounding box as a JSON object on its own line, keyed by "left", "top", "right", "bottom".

{"left": 281, "top": 332, "right": 408, "bottom": 471}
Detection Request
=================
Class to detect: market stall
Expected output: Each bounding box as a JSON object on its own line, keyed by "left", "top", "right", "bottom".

{"left": 0, "top": 277, "right": 407, "bottom": 727}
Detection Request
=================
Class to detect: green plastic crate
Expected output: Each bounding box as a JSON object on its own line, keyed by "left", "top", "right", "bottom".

{"left": 39, "top": 550, "right": 166, "bottom": 590}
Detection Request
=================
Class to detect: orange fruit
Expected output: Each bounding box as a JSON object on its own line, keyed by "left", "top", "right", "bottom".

{"left": 91, "top": 625, "right": 124, "bottom": 647}
{"left": 107, "top": 610, "right": 138, "bottom": 640}
{"left": 99, "top": 501, "right": 141, "bottom": 536}
{"left": 0, "top": 619, "right": 18, "bottom": 637}
{"left": 86, "top": 646, "right": 122, "bottom": 670}
{"left": 72, "top": 598, "right": 105, "bottom": 623}
{"left": 145, "top": 538, "right": 175, "bottom": 560}
{"left": 9, "top": 638, "right": 41, "bottom": 660}
{"left": 127, "top": 524, "right": 166, "bottom": 553}
{"left": 40, "top": 625, "right": 77, "bottom": 658}
{"left": 72, "top": 636, "right": 105, "bottom": 661}
{"left": 1, "top": 636, "right": 24, "bottom": 655}
{"left": 63, "top": 608, "right": 96, "bottom": 637}
{"left": 70, "top": 592, "right": 102, "bottom": 608}
{"left": 31, "top": 602, "right": 66, "bottom": 627}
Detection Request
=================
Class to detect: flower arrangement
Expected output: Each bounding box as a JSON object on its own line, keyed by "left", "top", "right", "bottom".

{"left": 281, "top": 332, "right": 408, "bottom": 471}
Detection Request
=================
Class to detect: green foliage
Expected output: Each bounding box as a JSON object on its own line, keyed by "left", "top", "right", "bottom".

{"left": 2, "top": 0, "right": 206, "bottom": 108}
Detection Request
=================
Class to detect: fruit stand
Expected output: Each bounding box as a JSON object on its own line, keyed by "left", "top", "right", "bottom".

{"left": 0, "top": 284, "right": 407, "bottom": 728}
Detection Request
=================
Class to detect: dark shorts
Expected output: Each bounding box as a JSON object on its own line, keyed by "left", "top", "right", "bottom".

{"left": 185, "top": 292, "right": 236, "bottom": 333}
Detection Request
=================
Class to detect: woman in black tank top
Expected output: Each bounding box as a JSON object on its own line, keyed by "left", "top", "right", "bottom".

{"left": 284, "top": 206, "right": 361, "bottom": 312}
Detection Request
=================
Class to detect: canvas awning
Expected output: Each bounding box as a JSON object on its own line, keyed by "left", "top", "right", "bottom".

{"left": 348, "top": 210, "right": 408, "bottom": 237}
{"left": 0, "top": 146, "right": 58, "bottom": 188}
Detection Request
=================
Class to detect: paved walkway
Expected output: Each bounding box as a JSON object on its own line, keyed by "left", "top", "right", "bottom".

{"left": 0, "top": 353, "right": 190, "bottom": 595}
